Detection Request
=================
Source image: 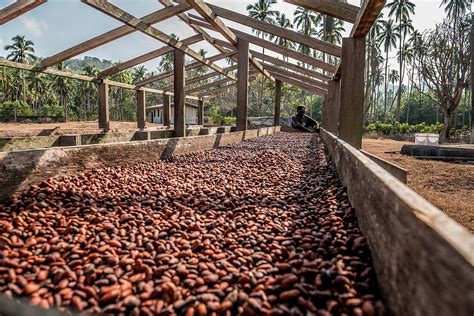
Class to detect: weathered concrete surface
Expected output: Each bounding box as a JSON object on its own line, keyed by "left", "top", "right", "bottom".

{"left": 321, "top": 129, "right": 474, "bottom": 316}
{"left": 360, "top": 150, "right": 407, "bottom": 184}
{"left": 0, "top": 127, "right": 280, "bottom": 199}
{"left": 401, "top": 143, "right": 474, "bottom": 158}
{"left": 0, "top": 136, "right": 60, "bottom": 152}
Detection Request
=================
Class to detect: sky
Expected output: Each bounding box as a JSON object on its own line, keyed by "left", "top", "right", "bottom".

{"left": 0, "top": 0, "right": 448, "bottom": 72}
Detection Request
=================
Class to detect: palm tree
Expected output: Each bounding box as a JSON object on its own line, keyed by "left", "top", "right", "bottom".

{"left": 440, "top": 0, "right": 472, "bottom": 19}
{"left": 82, "top": 65, "right": 99, "bottom": 118}
{"left": 387, "top": 0, "right": 415, "bottom": 121}
{"left": 50, "top": 63, "right": 70, "bottom": 121}
{"left": 270, "top": 13, "right": 295, "bottom": 62}
{"left": 378, "top": 19, "right": 400, "bottom": 122}
{"left": 293, "top": 7, "right": 321, "bottom": 58}
{"left": 159, "top": 34, "right": 179, "bottom": 73}
{"left": 27, "top": 72, "right": 48, "bottom": 109}
{"left": 317, "top": 16, "right": 345, "bottom": 65}
{"left": 389, "top": 69, "right": 400, "bottom": 102}
{"left": 196, "top": 49, "right": 208, "bottom": 75}
{"left": 132, "top": 66, "right": 147, "bottom": 84}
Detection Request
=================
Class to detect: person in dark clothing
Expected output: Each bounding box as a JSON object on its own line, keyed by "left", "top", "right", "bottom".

{"left": 290, "top": 105, "right": 319, "bottom": 133}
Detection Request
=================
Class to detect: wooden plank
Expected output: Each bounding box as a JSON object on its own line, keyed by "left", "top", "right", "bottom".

{"left": 274, "top": 80, "right": 282, "bottom": 126}
{"left": 136, "top": 89, "right": 146, "bottom": 129}
{"left": 162, "top": 65, "right": 238, "bottom": 91}
{"left": 338, "top": 37, "right": 366, "bottom": 149}
{"left": 186, "top": 77, "right": 234, "bottom": 94}
{"left": 250, "top": 50, "right": 332, "bottom": 82}
{"left": 351, "top": 0, "right": 387, "bottom": 37}
{"left": 320, "top": 129, "right": 473, "bottom": 316}
{"left": 41, "top": 3, "right": 190, "bottom": 68}
{"left": 82, "top": 0, "right": 236, "bottom": 81}
{"left": 0, "top": 0, "right": 47, "bottom": 25}
{"left": 325, "top": 80, "right": 340, "bottom": 134}
{"left": 98, "top": 82, "right": 110, "bottom": 130}
{"left": 185, "top": 0, "right": 274, "bottom": 81}
{"left": 97, "top": 33, "right": 204, "bottom": 78}
{"left": 163, "top": 94, "right": 171, "bottom": 127}
{"left": 236, "top": 39, "right": 249, "bottom": 131}
{"left": 135, "top": 51, "right": 236, "bottom": 87}
{"left": 207, "top": 3, "right": 342, "bottom": 57}
{"left": 198, "top": 74, "right": 257, "bottom": 97}
{"left": 188, "top": 16, "right": 336, "bottom": 73}
{"left": 198, "top": 99, "right": 204, "bottom": 125}
{"left": 284, "top": 0, "right": 359, "bottom": 24}
{"left": 263, "top": 64, "right": 328, "bottom": 91}
{"left": 268, "top": 71, "right": 328, "bottom": 96}
{"left": 173, "top": 50, "right": 186, "bottom": 137}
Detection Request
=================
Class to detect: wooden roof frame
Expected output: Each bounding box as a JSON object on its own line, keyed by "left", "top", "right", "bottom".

{"left": 0, "top": 0, "right": 47, "bottom": 25}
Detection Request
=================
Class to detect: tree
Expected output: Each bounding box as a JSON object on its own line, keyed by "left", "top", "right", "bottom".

{"left": 158, "top": 34, "right": 179, "bottom": 73}
{"left": 387, "top": 0, "right": 415, "bottom": 122}
{"left": 389, "top": 69, "right": 400, "bottom": 102}
{"left": 293, "top": 7, "right": 321, "bottom": 57}
{"left": 132, "top": 66, "right": 147, "bottom": 83}
{"left": 50, "top": 63, "right": 71, "bottom": 121}
{"left": 413, "top": 15, "right": 471, "bottom": 141}
{"left": 378, "top": 19, "right": 400, "bottom": 122}
{"left": 270, "top": 13, "right": 295, "bottom": 62}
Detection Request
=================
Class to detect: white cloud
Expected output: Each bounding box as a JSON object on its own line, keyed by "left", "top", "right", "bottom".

{"left": 20, "top": 16, "right": 48, "bottom": 38}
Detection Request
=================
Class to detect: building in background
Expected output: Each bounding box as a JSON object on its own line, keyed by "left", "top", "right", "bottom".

{"left": 147, "top": 103, "right": 199, "bottom": 125}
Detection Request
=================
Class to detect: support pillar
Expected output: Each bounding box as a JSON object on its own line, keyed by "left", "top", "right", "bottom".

{"left": 325, "top": 79, "right": 340, "bottom": 134}
{"left": 198, "top": 99, "right": 204, "bottom": 125}
{"left": 236, "top": 38, "right": 249, "bottom": 131}
{"left": 338, "top": 37, "right": 366, "bottom": 149}
{"left": 173, "top": 49, "right": 185, "bottom": 137}
{"left": 274, "top": 79, "right": 282, "bottom": 126}
{"left": 163, "top": 94, "right": 171, "bottom": 127}
{"left": 470, "top": 22, "right": 474, "bottom": 144}
{"left": 136, "top": 89, "right": 146, "bottom": 130}
{"left": 98, "top": 81, "right": 109, "bottom": 131}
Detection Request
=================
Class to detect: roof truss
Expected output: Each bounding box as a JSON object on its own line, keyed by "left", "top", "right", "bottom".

{"left": 0, "top": 0, "right": 47, "bottom": 25}
{"left": 283, "top": 0, "right": 360, "bottom": 24}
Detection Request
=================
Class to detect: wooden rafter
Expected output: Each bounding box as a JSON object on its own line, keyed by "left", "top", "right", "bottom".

{"left": 268, "top": 71, "right": 328, "bottom": 96}
{"left": 189, "top": 72, "right": 258, "bottom": 95}
{"left": 97, "top": 33, "right": 204, "bottom": 78}
{"left": 82, "top": 0, "right": 236, "bottom": 82}
{"left": 284, "top": 0, "right": 359, "bottom": 24}
{"left": 184, "top": 0, "right": 274, "bottom": 82}
{"left": 162, "top": 65, "right": 238, "bottom": 91}
{"left": 0, "top": 59, "right": 200, "bottom": 100}
{"left": 0, "top": 0, "right": 47, "bottom": 25}
{"left": 41, "top": 3, "right": 191, "bottom": 68}
{"left": 250, "top": 50, "right": 332, "bottom": 82}
{"left": 199, "top": 75, "right": 258, "bottom": 98}
{"left": 135, "top": 50, "right": 235, "bottom": 87}
{"left": 188, "top": 15, "right": 337, "bottom": 73}
{"left": 262, "top": 64, "right": 328, "bottom": 91}
{"left": 207, "top": 3, "right": 342, "bottom": 57}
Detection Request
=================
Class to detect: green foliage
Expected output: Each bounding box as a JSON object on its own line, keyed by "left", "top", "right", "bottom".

{"left": 365, "top": 122, "right": 444, "bottom": 135}
{"left": 37, "top": 103, "right": 64, "bottom": 116}
{"left": 0, "top": 101, "right": 36, "bottom": 116}
{"left": 221, "top": 116, "right": 236, "bottom": 125}
{"left": 207, "top": 105, "right": 222, "bottom": 124}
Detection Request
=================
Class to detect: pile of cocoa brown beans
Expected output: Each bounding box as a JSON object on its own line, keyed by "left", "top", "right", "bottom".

{"left": 0, "top": 133, "right": 385, "bottom": 315}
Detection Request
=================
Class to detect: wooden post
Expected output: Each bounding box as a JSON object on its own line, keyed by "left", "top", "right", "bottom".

{"left": 173, "top": 49, "right": 185, "bottom": 137}
{"left": 325, "top": 79, "right": 340, "bottom": 134}
{"left": 163, "top": 93, "right": 171, "bottom": 127}
{"left": 274, "top": 79, "right": 282, "bottom": 126}
{"left": 198, "top": 99, "right": 204, "bottom": 125}
{"left": 136, "top": 89, "right": 146, "bottom": 129}
{"left": 98, "top": 81, "right": 109, "bottom": 131}
{"left": 470, "top": 22, "right": 474, "bottom": 144}
{"left": 236, "top": 38, "right": 249, "bottom": 131}
{"left": 338, "top": 37, "right": 366, "bottom": 149}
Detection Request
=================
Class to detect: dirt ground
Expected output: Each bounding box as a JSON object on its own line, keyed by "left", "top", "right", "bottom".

{"left": 0, "top": 121, "right": 165, "bottom": 137}
{"left": 363, "top": 138, "right": 474, "bottom": 232}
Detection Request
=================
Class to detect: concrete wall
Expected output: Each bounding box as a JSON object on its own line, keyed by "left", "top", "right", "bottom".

{"left": 320, "top": 129, "right": 473, "bottom": 316}
{"left": 360, "top": 150, "right": 407, "bottom": 184}
{"left": 0, "top": 136, "right": 60, "bottom": 152}
{"left": 0, "top": 127, "right": 280, "bottom": 199}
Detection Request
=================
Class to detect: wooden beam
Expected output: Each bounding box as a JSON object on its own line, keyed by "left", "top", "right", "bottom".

{"left": 236, "top": 38, "right": 249, "bottom": 131}
{"left": 198, "top": 74, "right": 257, "bottom": 97}
{"left": 98, "top": 82, "right": 110, "bottom": 130}
{"left": 198, "top": 99, "right": 204, "bottom": 125}
{"left": 41, "top": 3, "right": 190, "bottom": 68}
{"left": 188, "top": 16, "right": 337, "bottom": 73}
{"left": 163, "top": 94, "right": 171, "bottom": 127}
{"left": 274, "top": 80, "right": 282, "bottom": 126}
{"left": 250, "top": 50, "right": 332, "bottom": 82}
{"left": 262, "top": 64, "right": 328, "bottom": 91}
{"left": 82, "top": 0, "right": 236, "bottom": 82}
{"left": 162, "top": 65, "right": 238, "bottom": 91}
{"left": 351, "top": 0, "right": 387, "bottom": 37}
{"left": 338, "top": 37, "right": 366, "bottom": 149}
{"left": 97, "top": 33, "right": 204, "bottom": 78}
{"left": 136, "top": 89, "right": 146, "bottom": 129}
{"left": 268, "top": 71, "right": 327, "bottom": 96}
{"left": 135, "top": 51, "right": 235, "bottom": 86}
{"left": 207, "top": 3, "right": 342, "bottom": 57}
{"left": 186, "top": 77, "right": 234, "bottom": 94}
{"left": 185, "top": 0, "right": 274, "bottom": 82}
{"left": 284, "top": 0, "right": 359, "bottom": 24}
{"left": 0, "top": 0, "right": 47, "bottom": 25}
{"left": 323, "top": 80, "right": 340, "bottom": 134}
{"left": 174, "top": 50, "right": 186, "bottom": 137}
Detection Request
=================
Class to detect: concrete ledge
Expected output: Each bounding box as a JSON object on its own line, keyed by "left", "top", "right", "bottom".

{"left": 0, "top": 135, "right": 60, "bottom": 152}
{"left": 320, "top": 129, "right": 473, "bottom": 316}
{"left": 360, "top": 150, "right": 407, "bottom": 184}
{"left": 0, "top": 126, "right": 280, "bottom": 199}
{"left": 401, "top": 144, "right": 474, "bottom": 158}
